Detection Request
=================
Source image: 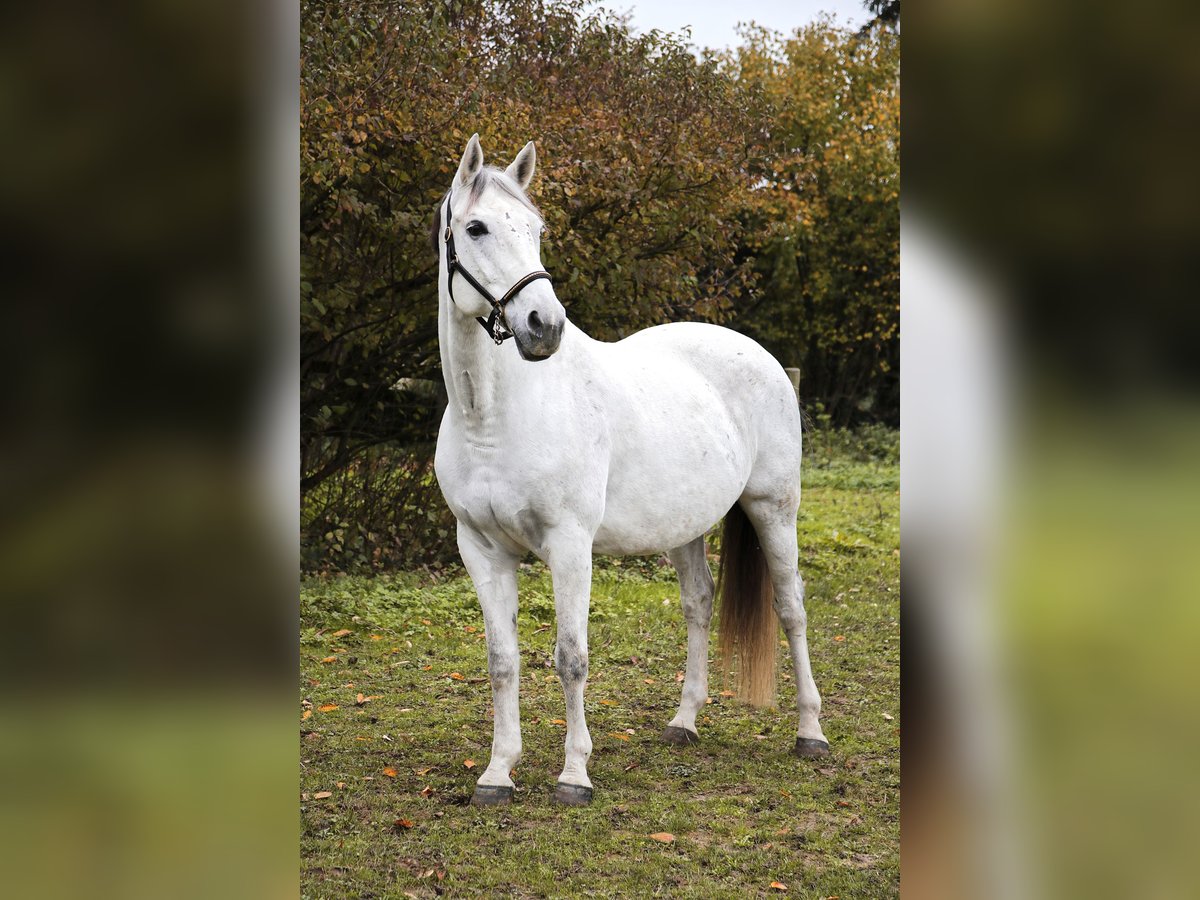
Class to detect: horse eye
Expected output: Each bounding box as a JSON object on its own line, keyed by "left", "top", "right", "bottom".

{"left": 466, "top": 221, "right": 488, "bottom": 238}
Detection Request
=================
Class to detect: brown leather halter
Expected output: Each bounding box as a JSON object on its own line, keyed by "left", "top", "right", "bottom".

{"left": 441, "top": 192, "right": 553, "bottom": 345}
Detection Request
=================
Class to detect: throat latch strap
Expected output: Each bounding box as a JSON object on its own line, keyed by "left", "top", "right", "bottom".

{"left": 442, "top": 194, "right": 553, "bottom": 346}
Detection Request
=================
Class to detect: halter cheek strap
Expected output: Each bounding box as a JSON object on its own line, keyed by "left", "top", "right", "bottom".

{"left": 442, "top": 193, "right": 553, "bottom": 345}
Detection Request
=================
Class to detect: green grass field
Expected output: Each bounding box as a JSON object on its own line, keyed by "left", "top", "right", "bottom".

{"left": 301, "top": 429, "right": 899, "bottom": 898}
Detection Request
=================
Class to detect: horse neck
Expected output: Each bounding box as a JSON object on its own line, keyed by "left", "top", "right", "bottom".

{"left": 438, "top": 282, "right": 511, "bottom": 442}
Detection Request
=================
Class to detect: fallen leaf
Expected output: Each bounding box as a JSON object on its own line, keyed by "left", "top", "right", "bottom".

{"left": 719, "top": 690, "right": 735, "bottom": 697}
{"left": 648, "top": 832, "right": 675, "bottom": 843}
{"left": 675, "top": 672, "right": 684, "bottom": 682}
{"left": 837, "top": 799, "right": 851, "bottom": 807}
{"left": 882, "top": 712, "right": 894, "bottom": 721}
{"left": 463, "top": 759, "right": 476, "bottom": 769}
{"left": 769, "top": 882, "right": 788, "bottom": 891}
{"left": 833, "top": 635, "right": 846, "bottom": 642}
{"left": 312, "top": 791, "right": 332, "bottom": 800}
{"left": 448, "top": 672, "right": 465, "bottom": 681}
{"left": 394, "top": 818, "right": 414, "bottom": 829}
{"left": 421, "top": 665, "right": 432, "bottom": 671}
{"left": 331, "top": 629, "right": 352, "bottom": 638}
{"left": 382, "top": 767, "right": 398, "bottom": 778}
{"left": 608, "top": 732, "right": 630, "bottom": 741}
{"left": 465, "top": 626, "right": 477, "bottom": 633}
{"left": 599, "top": 699, "right": 616, "bottom": 706}
{"left": 355, "top": 693, "right": 367, "bottom": 705}
{"left": 414, "top": 766, "right": 434, "bottom": 776}
{"left": 336, "top": 781, "right": 346, "bottom": 789}
{"left": 419, "top": 785, "right": 435, "bottom": 797}
{"left": 318, "top": 704, "right": 339, "bottom": 712}
{"left": 643, "top": 678, "right": 655, "bottom": 684}
{"left": 321, "top": 656, "right": 337, "bottom": 664}
{"left": 301, "top": 709, "right": 312, "bottom": 720}
{"left": 370, "top": 634, "right": 383, "bottom": 641}
{"left": 624, "top": 762, "right": 640, "bottom": 772}
{"left": 551, "top": 718, "right": 567, "bottom": 726}
{"left": 421, "top": 618, "right": 431, "bottom": 625}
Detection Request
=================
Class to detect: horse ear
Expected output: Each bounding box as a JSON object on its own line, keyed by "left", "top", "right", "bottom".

{"left": 456, "top": 133, "right": 484, "bottom": 187}
{"left": 504, "top": 141, "right": 536, "bottom": 190}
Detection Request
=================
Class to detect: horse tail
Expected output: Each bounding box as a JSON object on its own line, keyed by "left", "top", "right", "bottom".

{"left": 717, "top": 502, "right": 778, "bottom": 707}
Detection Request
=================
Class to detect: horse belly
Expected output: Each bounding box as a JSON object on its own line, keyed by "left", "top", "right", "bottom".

{"left": 591, "top": 406, "right": 751, "bottom": 556}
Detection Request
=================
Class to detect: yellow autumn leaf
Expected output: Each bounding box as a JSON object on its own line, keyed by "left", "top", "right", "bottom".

{"left": 318, "top": 704, "right": 338, "bottom": 712}
{"left": 648, "top": 832, "right": 675, "bottom": 843}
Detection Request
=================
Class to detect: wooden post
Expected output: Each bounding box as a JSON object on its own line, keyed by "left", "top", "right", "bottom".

{"left": 783, "top": 367, "right": 801, "bottom": 402}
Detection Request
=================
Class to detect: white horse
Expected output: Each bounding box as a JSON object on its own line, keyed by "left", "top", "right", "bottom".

{"left": 432, "top": 135, "right": 829, "bottom": 807}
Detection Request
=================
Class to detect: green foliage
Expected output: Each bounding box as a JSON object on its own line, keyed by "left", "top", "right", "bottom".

{"left": 300, "top": 1, "right": 900, "bottom": 572}
{"left": 730, "top": 22, "right": 900, "bottom": 424}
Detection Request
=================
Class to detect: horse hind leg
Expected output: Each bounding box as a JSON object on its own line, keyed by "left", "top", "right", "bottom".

{"left": 740, "top": 495, "right": 831, "bottom": 757}
{"left": 662, "top": 536, "right": 714, "bottom": 745}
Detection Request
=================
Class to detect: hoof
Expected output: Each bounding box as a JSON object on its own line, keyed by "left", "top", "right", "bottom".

{"left": 553, "top": 782, "right": 594, "bottom": 806}
{"left": 661, "top": 725, "right": 700, "bottom": 746}
{"left": 470, "top": 784, "right": 513, "bottom": 806}
{"left": 794, "top": 737, "right": 831, "bottom": 758}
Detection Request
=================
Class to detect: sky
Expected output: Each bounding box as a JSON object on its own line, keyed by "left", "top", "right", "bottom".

{"left": 608, "top": 0, "right": 871, "bottom": 52}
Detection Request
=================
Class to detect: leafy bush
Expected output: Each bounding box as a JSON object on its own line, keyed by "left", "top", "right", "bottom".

{"left": 300, "top": 0, "right": 899, "bottom": 572}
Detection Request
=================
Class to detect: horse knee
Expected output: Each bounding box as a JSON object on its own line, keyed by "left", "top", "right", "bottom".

{"left": 488, "top": 648, "right": 519, "bottom": 686}
{"left": 555, "top": 641, "right": 588, "bottom": 682}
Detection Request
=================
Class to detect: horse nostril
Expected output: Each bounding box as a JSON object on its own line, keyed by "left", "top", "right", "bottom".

{"left": 527, "top": 309, "right": 544, "bottom": 337}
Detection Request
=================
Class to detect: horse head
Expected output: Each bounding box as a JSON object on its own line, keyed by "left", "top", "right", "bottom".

{"left": 437, "top": 134, "right": 565, "bottom": 360}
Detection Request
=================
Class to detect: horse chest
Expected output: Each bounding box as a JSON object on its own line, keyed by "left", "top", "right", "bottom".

{"left": 435, "top": 440, "right": 571, "bottom": 554}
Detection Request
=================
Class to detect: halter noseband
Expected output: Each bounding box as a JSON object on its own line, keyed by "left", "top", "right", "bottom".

{"left": 441, "top": 192, "right": 553, "bottom": 345}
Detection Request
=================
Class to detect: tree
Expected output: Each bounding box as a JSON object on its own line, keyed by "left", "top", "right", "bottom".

{"left": 301, "top": 0, "right": 759, "bottom": 568}
{"left": 728, "top": 21, "right": 900, "bottom": 424}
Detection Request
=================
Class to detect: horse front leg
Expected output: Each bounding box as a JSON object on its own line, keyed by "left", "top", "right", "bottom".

{"left": 546, "top": 532, "right": 595, "bottom": 805}
{"left": 457, "top": 522, "right": 523, "bottom": 806}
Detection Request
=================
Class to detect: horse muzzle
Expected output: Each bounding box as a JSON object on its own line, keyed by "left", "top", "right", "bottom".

{"left": 511, "top": 305, "right": 564, "bottom": 360}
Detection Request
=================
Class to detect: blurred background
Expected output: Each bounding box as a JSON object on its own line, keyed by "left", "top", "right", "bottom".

{"left": 3, "top": 0, "right": 1199, "bottom": 895}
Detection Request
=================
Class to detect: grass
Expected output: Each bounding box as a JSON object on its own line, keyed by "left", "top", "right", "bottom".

{"left": 300, "top": 429, "right": 899, "bottom": 898}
